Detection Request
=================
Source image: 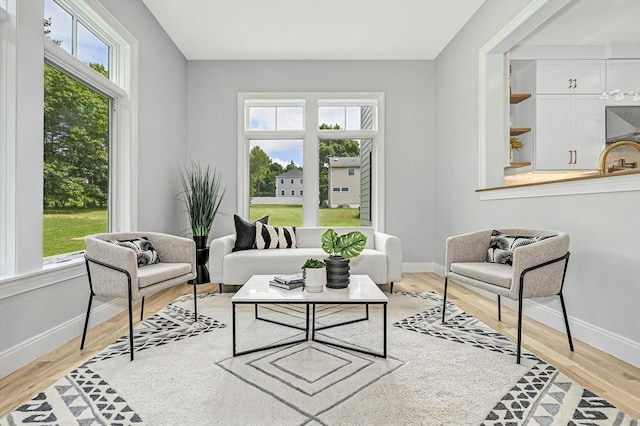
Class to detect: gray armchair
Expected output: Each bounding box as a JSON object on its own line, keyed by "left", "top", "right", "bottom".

{"left": 443, "top": 228, "right": 573, "bottom": 363}
{"left": 81, "top": 232, "right": 196, "bottom": 360}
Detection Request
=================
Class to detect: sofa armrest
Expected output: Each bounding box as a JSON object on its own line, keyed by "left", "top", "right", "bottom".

{"left": 210, "top": 234, "right": 236, "bottom": 284}
{"left": 375, "top": 232, "right": 402, "bottom": 282}
{"left": 445, "top": 230, "right": 493, "bottom": 274}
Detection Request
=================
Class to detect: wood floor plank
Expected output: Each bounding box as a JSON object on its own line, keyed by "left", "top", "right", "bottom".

{"left": 0, "top": 275, "right": 638, "bottom": 419}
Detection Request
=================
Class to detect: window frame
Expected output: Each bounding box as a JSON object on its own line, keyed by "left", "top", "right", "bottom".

{"left": 238, "top": 92, "right": 385, "bottom": 230}
{"left": 0, "top": 0, "right": 17, "bottom": 277}
{"left": 41, "top": 0, "right": 137, "bottom": 264}
{"left": 0, "top": 0, "right": 138, "bottom": 277}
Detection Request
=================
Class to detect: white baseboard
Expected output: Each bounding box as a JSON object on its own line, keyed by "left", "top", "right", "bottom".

{"left": 402, "top": 262, "right": 434, "bottom": 273}
{"left": 0, "top": 300, "right": 125, "bottom": 378}
{"left": 433, "top": 263, "right": 445, "bottom": 277}
{"left": 524, "top": 300, "right": 640, "bottom": 368}
{"left": 434, "top": 264, "right": 640, "bottom": 368}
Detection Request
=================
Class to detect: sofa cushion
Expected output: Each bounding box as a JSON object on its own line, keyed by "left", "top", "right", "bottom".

{"left": 486, "top": 230, "right": 544, "bottom": 266}
{"left": 255, "top": 222, "right": 296, "bottom": 249}
{"left": 451, "top": 262, "right": 512, "bottom": 289}
{"left": 110, "top": 237, "right": 161, "bottom": 266}
{"left": 233, "top": 215, "right": 269, "bottom": 252}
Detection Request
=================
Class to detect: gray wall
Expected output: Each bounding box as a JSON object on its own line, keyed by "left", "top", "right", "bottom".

{"left": 434, "top": 0, "right": 640, "bottom": 356}
{"left": 100, "top": 0, "right": 189, "bottom": 234}
{"left": 187, "top": 60, "right": 435, "bottom": 265}
{"left": 0, "top": 0, "right": 188, "bottom": 376}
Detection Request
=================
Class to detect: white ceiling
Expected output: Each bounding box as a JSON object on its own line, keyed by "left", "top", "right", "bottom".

{"left": 517, "top": 0, "right": 640, "bottom": 47}
{"left": 141, "top": 0, "right": 485, "bottom": 60}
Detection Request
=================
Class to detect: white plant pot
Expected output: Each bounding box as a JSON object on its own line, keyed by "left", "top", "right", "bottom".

{"left": 304, "top": 268, "right": 326, "bottom": 293}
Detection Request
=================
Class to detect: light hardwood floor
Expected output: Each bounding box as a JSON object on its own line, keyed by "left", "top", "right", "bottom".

{"left": 1, "top": 273, "right": 638, "bottom": 419}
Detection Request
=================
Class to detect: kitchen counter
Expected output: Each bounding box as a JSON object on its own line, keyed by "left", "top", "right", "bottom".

{"left": 503, "top": 170, "right": 600, "bottom": 186}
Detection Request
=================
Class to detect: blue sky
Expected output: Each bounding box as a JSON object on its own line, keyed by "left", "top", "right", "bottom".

{"left": 251, "top": 140, "right": 303, "bottom": 168}
{"left": 45, "top": 0, "right": 109, "bottom": 71}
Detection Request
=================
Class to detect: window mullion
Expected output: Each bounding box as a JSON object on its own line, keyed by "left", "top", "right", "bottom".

{"left": 45, "top": 40, "right": 125, "bottom": 98}
{"left": 71, "top": 15, "right": 77, "bottom": 56}
{"left": 304, "top": 101, "right": 319, "bottom": 227}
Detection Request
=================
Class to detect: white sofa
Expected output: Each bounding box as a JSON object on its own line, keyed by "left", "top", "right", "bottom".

{"left": 210, "top": 227, "right": 402, "bottom": 292}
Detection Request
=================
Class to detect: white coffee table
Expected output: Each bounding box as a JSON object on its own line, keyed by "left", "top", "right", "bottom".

{"left": 231, "top": 274, "right": 388, "bottom": 358}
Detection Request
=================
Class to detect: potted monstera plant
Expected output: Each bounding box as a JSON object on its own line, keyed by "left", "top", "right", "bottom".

{"left": 179, "top": 161, "right": 226, "bottom": 284}
{"left": 321, "top": 229, "right": 367, "bottom": 289}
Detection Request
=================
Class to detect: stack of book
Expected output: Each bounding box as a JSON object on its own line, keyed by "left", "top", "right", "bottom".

{"left": 269, "top": 273, "right": 304, "bottom": 290}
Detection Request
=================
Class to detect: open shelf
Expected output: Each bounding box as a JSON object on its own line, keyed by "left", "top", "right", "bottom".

{"left": 510, "top": 93, "right": 531, "bottom": 104}
{"left": 510, "top": 127, "right": 531, "bottom": 136}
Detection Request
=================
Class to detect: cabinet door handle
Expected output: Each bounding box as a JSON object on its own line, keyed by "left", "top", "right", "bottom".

{"left": 568, "top": 150, "right": 573, "bottom": 164}
{"left": 568, "top": 79, "right": 573, "bottom": 89}
{"left": 573, "top": 150, "right": 577, "bottom": 164}
{"left": 573, "top": 79, "right": 577, "bottom": 89}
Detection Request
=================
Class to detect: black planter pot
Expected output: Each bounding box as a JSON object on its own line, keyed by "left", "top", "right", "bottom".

{"left": 325, "top": 256, "right": 350, "bottom": 289}
{"left": 193, "top": 236, "right": 210, "bottom": 284}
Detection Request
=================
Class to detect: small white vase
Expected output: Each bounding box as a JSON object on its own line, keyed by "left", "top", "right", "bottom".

{"left": 304, "top": 267, "right": 326, "bottom": 293}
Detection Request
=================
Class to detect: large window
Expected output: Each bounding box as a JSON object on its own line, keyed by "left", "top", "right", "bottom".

{"left": 43, "top": 0, "right": 113, "bottom": 259}
{"left": 239, "top": 94, "right": 384, "bottom": 229}
{"left": 40, "top": 0, "right": 136, "bottom": 264}
{"left": 43, "top": 63, "right": 110, "bottom": 257}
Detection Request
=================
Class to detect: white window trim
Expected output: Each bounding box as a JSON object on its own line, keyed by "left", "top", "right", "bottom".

{"left": 0, "top": 0, "right": 16, "bottom": 278}
{"left": 477, "top": 0, "right": 640, "bottom": 199}
{"left": 237, "top": 92, "right": 385, "bottom": 230}
{"left": 1, "top": 0, "right": 138, "bottom": 278}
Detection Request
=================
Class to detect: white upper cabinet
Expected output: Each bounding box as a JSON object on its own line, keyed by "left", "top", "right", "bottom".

{"left": 535, "top": 95, "right": 605, "bottom": 170}
{"left": 606, "top": 60, "right": 640, "bottom": 94}
{"left": 537, "top": 60, "right": 605, "bottom": 94}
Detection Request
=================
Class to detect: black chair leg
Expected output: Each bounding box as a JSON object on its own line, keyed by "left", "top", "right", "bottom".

{"left": 193, "top": 283, "right": 198, "bottom": 320}
{"left": 516, "top": 295, "right": 524, "bottom": 364}
{"left": 559, "top": 292, "right": 574, "bottom": 352}
{"left": 128, "top": 296, "right": 134, "bottom": 361}
{"left": 218, "top": 283, "right": 223, "bottom": 294}
{"left": 390, "top": 282, "right": 394, "bottom": 294}
{"left": 497, "top": 295, "right": 502, "bottom": 321}
{"left": 140, "top": 296, "right": 145, "bottom": 321}
{"left": 80, "top": 293, "right": 94, "bottom": 349}
{"left": 442, "top": 277, "right": 449, "bottom": 323}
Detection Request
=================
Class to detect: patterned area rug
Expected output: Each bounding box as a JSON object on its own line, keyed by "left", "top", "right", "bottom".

{"left": 1, "top": 292, "right": 636, "bottom": 425}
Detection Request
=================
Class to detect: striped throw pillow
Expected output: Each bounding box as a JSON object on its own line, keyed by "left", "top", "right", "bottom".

{"left": 255, "top": 221, "right": 296, "bottom": 249}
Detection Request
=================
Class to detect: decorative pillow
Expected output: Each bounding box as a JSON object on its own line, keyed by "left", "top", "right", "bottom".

{"left": 232, "top": 214, "right": 269, "bottom": 252}
{"left": 111, "top": 237, "right": 161, "bottom": 266}
{"left": 255, "top": 221, "right": 296, "bottom": 249}
{"left": 486, "top": 230, "right": 545, "bottom": 266}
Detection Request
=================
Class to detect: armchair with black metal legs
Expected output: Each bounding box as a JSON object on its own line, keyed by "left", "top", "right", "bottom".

{"left": 81, "top": 232, "right": 196, "bottom": 360}
{"left": 442, "top": 229, "right": 574, "bottom": 364}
